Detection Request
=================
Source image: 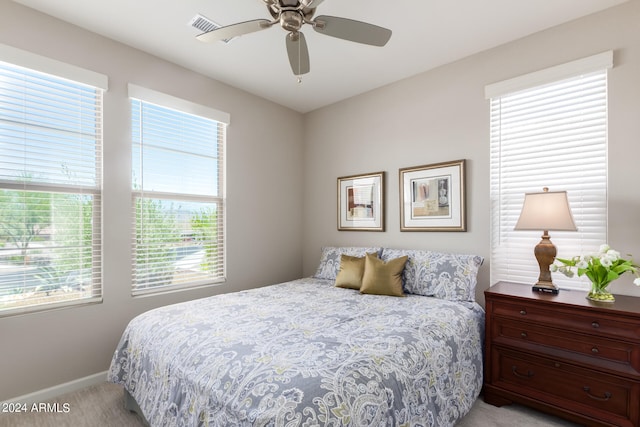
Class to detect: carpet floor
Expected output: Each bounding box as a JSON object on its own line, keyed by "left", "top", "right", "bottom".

{"left": 0, "top": 382, "right": 582, "bottom": 427}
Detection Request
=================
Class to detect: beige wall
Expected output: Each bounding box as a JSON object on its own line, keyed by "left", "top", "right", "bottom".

{"left": 2, "top": 0, "right": 640, "bottom": 403}
{"left": 0, "top": 0, "right": 304, "bottom": 401}
{"left": 301, "top": 0, "right": 640, "bottom": 301}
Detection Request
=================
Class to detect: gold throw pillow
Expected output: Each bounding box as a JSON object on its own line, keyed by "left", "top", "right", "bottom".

{"left": 360, "top": 253, "right": 408, "bottom": 297}
{"left": 335, "top": 254, "right": 368, "bottom": 290}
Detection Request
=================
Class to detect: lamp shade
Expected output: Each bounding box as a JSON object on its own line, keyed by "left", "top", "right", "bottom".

{"left": 514, "top": 189, "right": 577, "bottom": 231}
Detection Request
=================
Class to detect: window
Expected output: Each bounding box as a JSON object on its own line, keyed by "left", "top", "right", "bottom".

{"left": 0, "top": 46, "right": 106, "bottom": 315}
{"left": 488, "top": 52, "right": 612, "bottom": 290}
{"left": 129, "top": 85, "right": 228, "bottom": 295}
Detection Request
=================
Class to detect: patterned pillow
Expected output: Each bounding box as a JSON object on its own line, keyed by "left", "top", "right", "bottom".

{"left": 380, "top": 248, "right": 483, "bottom": 301}
{"left": 314, "top": 246, "right": 382, "bottom": 280}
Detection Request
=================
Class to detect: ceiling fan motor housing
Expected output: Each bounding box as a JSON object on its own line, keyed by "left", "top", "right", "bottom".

{"left": 267, "top": 1, "right": 318, "bottom": 31}
{"left": 280, "top": 10, "right": 304, "bottom": 32}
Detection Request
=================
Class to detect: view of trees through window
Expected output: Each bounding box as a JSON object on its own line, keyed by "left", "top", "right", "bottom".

{"left": 0, "top": 189, "right": 97, "bottom": 310}
{"left": 0, "top": 60, "right": 102, "bottom": 313}
{"left": 131, "top": 97, "right": 225, "bottom": 293}
{"left": 0, "top": 59, "right": 225, "bottom": 313}
{"left": 133, "top": 197, "right": 221, "bottom": 290}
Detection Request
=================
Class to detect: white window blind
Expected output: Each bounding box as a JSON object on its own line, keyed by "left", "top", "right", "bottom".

{"left": 489, "top": 54, "right": 610, "bottom": 290}
{"left": 130, "top": 88, "right": 227, "bottom": 295}
{"left": 0, "top": 56, "right": 103, "bottom": 315}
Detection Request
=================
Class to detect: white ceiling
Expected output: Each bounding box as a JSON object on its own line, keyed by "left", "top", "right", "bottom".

{"left": 13, "top": 0, "right": 627, "bottom": 113}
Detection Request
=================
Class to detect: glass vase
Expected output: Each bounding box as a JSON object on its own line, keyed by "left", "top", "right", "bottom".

{"left": 587, "top": 281, "right": 615, "bottom": 302}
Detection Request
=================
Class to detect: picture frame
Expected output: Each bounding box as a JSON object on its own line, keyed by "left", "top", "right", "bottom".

{"left": 399, "top": 159, "right": 466, "bottom": 231}
{"left": 337, "top": 171, "right": 385, "bottom": 231}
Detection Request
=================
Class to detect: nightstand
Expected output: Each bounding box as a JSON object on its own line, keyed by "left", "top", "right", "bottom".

{"left": 483, "top": 281, "right": 640, "bottom": 427}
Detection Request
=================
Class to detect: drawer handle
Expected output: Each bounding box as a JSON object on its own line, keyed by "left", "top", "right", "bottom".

{"left": 583, "top": 386, "right": 611, "bottom": 402}
{"left": 520, "top": 332, "right": 528, "bottom": 339}
{"left": 519, "top": 310, "right": 527, "bottom": 315}
{"left": 511, "top": 365, "right": 534, "bottom": 379}
{"left": 591, "top": 347, "right": 599, "bottom": 354}
{"left": 591, "top": 321, "right": 600, "bottom": 329}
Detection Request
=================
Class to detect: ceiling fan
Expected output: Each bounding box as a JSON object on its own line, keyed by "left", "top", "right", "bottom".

{"left": 196, "top": 0, "right": 392, "bottom": 76}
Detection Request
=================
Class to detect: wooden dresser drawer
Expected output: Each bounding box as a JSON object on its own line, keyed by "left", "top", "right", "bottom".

{"left": 492, "top": 347, "right": 640, "bottom": 425}
{"left": 493, "top": 319, "right": 640, "bottom": 376}
{"left": 491, "top": 299, "right": 640, "bottom": 342}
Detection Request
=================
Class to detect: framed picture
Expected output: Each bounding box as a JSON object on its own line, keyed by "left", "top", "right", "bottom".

{"left": 337, "top": 171, "right": 385, "bottom": 231}
{"left": 399, "top": 159, "right": 466, "bottom": 231}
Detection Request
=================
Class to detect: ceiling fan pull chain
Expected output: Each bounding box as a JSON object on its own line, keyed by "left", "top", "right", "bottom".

{"left": 297, "top": 36, "right": 303, "bottom": 84}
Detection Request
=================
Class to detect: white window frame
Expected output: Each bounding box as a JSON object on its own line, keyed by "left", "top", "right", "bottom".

{"left": 487, "top": 51, "right": 612, "bottom": 290}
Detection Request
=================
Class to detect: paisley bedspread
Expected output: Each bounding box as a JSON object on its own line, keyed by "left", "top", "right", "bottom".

{"left": 108, "top": 277, "right": 484, "bottom": 427}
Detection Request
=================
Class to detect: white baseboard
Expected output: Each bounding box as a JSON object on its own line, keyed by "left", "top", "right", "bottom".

{"left": 2, "top": 371, "right": 108, "bottom": 405}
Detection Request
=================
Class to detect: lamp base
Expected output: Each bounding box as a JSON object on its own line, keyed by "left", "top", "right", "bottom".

{"left": 532, "top": 282, "right": 559, "bottom": 295}
{"left": 532, "top": 232, "right": 559, "bottom": 295}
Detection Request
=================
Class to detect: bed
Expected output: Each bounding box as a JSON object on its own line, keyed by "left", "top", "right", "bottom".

{"left": 108, "top": 247, "right": 485, "bottom": 426}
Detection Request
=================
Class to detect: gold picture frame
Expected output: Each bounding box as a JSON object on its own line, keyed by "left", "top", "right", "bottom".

{"left": 337, "top": 171, "right": 385, "bottom": 231}
{"left": 399, "top": 159, "right": 466, "bottom": 231}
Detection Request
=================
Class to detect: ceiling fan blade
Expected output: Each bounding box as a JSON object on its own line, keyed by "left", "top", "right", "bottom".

{"left": 196, "top": 19, "right": 271, "bottom": 43}
{"left": 313, "top": 15, "right": 392, "bottom": 47}
{"left": 300, "top": 0, "right": 325, "bottom": 8}
{"left": 286, "top": 32, "right": 310, "bottom": 75}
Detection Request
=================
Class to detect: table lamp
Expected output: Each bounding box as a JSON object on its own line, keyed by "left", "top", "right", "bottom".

{"left": 514, "top": 187, "right": 577, "bottom": 294}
